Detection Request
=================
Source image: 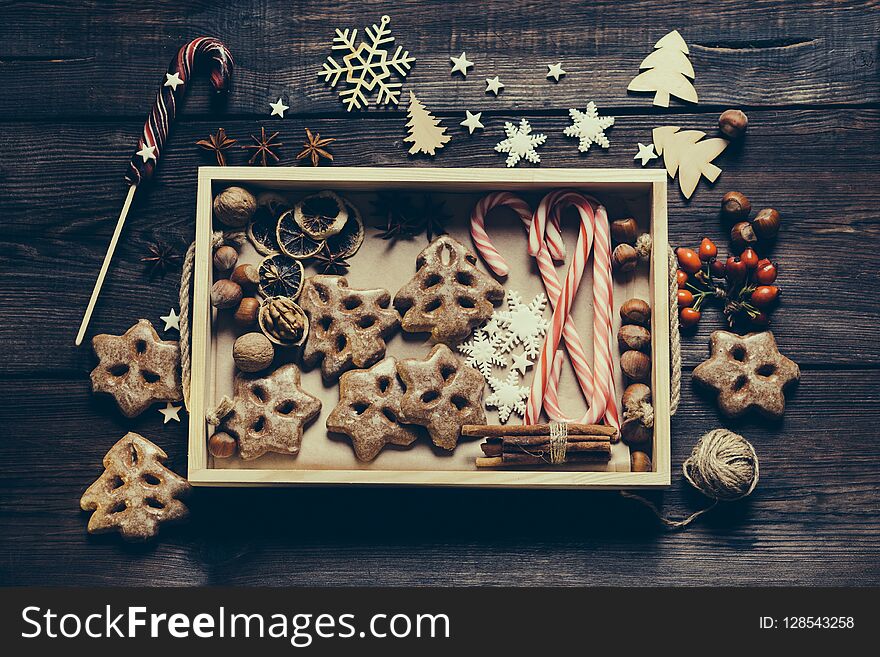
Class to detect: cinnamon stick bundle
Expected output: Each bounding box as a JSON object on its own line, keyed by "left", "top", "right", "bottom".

{"left": 462, "top": 423, "right": 618, "bottom": 439}
{"left": 475, "top": 451, "right": 611, "bottom": 468}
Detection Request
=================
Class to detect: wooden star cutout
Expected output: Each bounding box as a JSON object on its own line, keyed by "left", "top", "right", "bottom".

{"left": 270, "top": 98, "right": 289, "bottom": 118}
{"left": 136, "top": 145, "right": 156, "bottom": 162}
{"left": 450, "top": 52, "right": 474, "bottom": 77}
{"left": 485, "top": 76, "right": 504, "bottom": 95}
{"left": 159, "top": 402, "right": 182, "bottom": 423}
{"left": 546, "top": 62, "right": 566, "bottom": 81}
{"left": 634, "top": 142, "right": 658, "bottom": 166}
{"left": 160, "top": 309, "right": 180, "bottom": 332}
{"left": 164, "top": 72, "right": 184, "bottom": 91}
{"left": 460, "top": 110, "right": 484, "bottom": 134}
{"left": 693, "top": 331, "right": 799, "bottom": 419}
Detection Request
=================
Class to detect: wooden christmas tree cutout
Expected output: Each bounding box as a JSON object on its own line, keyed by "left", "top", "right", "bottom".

{"left": 404, "top": 91, "right": 450, "bottom": 156}
{"left": 652, "top": 125, "right": 728, "bottom": 199}
{"left": 628, "top": 30, "right": 698, "bottom": 107}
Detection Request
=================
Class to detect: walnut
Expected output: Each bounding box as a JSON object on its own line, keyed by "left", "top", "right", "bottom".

{"left": 232, "top": 332, "right": 275, "bottom": 373}
{"left": 213, "top": 186, "right": 256, "bottom": 228}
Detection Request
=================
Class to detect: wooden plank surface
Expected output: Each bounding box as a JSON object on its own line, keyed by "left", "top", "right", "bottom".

{"left": 1, "top": 0, "right": 879, "bottom": 586}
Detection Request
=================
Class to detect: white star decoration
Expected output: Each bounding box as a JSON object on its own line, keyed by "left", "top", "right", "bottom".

{"left": 159, "top": 402, "right": 182, "bottom": 424}
{"left": 564, "top": 101, "right": 614, "bottom": 153}
{"left": 546, "top": 62, "right": 566, "bottom": 81}
{"left": 136, "top": 145, "right": 156, "bottom": 162}
{"left": 485, "top": 371, "right": 530, "bottom": 423}
{"left": 270, "top": 98, "right": 289, "bottom": 118}
{"left": 510, "top": 352, "right": 533, "bottom": 376}
{"left": 485, "top": 76, "right": 504, "bottom": 95}
{"left": 164, "top": 72, "right": 184, "bottom": 91}
{"left": 450, "top": 52, "right": 474, "bottom": 77}
{"left": 495, "top": 119, "right": 547, "bottom": 167}
{"left": 160, "top": 309, "right": 180, "bottom": 332}
{"left": 634, "top": 142, "right": 658, "bottom": 166}
{"left": 460, "top": 110, "right": 484, "bottom": 134}
{"left": 492, "top": 291, "right": 549, "bottom": 358}
{"left": 458, "top": 332, "right": 506, "bottom": 378}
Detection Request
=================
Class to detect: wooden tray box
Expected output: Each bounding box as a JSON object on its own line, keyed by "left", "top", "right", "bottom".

{"left": 187, "top": 167, "right": 670, "bottom": 488}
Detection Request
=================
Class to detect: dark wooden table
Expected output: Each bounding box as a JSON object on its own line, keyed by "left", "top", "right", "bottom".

{"left": 1, "top": 0, "right": 878, "bottom": 587}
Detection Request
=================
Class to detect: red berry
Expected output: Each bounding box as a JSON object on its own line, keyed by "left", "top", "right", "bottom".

{"left": 676, "top": 269, "right": 689, "bottom": 288}
{"left": 751, "top": 285, "right": 780, "bottom": 307}
{"left": 680, "top": 307, "right": 701, "bottom": 327}
{"left": 677, "top": 289, "right": 695, "bottom": 308}
{"left": 756, "top": 258, "right": 772, "bottom": 269}
{"left": 750, "top": 312, "right": 771, "bottom": 328}
{"left": 699, "top": 237, "right": 717, "bottom": 262}
{"left": 740, "top": 247, "right": 759, "bottom": 269}
{"left": 754, "top": 261, "right": 778, "bottom": 285}
{"left": 676, "top": 247, "right": 702, "bottom": 274}
{"left": 710, "top": 258, "right": 727, "bottom": 278}
{"left": 725, "top": 256, "right": 747, "bottom": 282}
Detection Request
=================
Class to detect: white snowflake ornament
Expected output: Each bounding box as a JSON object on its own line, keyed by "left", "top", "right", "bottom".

{"left": 458, "top": 331, "right": 506, "bottom": 378}
{"left": 492, "top": 291, "right": 549, "bottom": 358}
{"left": 482, "top": 316, "right": 506, "bottom": 341}
{"left": 495, "top": 119, "right": 547, "bottom": 167}
{"left": 318, "top": 15, "right": 415, "bottom": 111}
{"left": 485, "top": 371, "right": 529, "bottom": 423}
{"left": 564, "top": 102, "right": 614, "bottom": 153}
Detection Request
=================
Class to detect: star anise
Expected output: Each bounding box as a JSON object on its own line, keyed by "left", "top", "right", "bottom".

{"left": 141, "top": 241, "right": 180, "bottom": 278}
{"left": 311, "top": 244, "right": 350, "bottom": 274}
{"left": 296, "top": 128, "right": 336, "bottom": 167}
{"left": 414, "top": 194, "right": 450, "bottom": 242}
{"left": 242, "top": 127, "right": 282, "bottom": 166}
{"left": 196, "top": 128, "right": 236, "bottom": 166}
{"left": 372, "top": 192, "right": 420, "bottom": 242}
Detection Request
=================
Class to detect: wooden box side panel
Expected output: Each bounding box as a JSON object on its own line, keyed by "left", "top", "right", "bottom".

{"left": 649, "top": 179, "right": 671, "bottom": 484}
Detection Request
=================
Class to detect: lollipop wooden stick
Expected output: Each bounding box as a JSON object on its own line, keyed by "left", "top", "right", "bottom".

{"left": 75, "top": 37, "right": 233, "bottom": 346}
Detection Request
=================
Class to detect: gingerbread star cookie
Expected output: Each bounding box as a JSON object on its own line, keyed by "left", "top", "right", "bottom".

{"left": 692, "top": 330, "right": 799, "bottom": 419}
{"left": 299, "top": 275, "right": 400, "bottom": 382}
{"left": 91, "top": 319, "right": 182, "bottom": 418}
{"left": 221, "top": 363, "right": 321, "bottom": 460}
{"left": 326, "top": 357, "right": 421, "bottom": 461}
{"left": 394, "top": 235, "right": 505, "bottom": 344}
{"left": 397, "top": 344, "right": 486, "bottom": 450}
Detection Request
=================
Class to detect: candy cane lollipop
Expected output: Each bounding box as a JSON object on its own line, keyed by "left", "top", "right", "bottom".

{"left": 76, "top": 37, "right": 234, "bottom": 346}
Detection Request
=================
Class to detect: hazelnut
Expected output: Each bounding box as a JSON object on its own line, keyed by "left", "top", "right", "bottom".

{"left": 213, "top": 186, "right": 256, "bottom": 228}
{"left": 230, "top": 263, "right": 260, "bottom": 294}
{"left": 621, "top": 384, "right": 653, "bottom": 445}
{"left": 719, "top": 109, "right": 748, "bottom": 138}
{"left": 620, "top": 350, "right": 651, "bottom": 383}
{"left": 619, "top": 298, "right": 651, "bottom": 326}
{"left": 622, "top": 382, "right": 652, "bottom": 410}
{"left": 234, "top": 297, "right": 261, "bottom": 327}
{"left": 208, "top": 431, "right": 237, "bottom": 458}
{"left": 610, "top": 217, "right": 639, "bottom": 245}
{"left": 212, "top": 245, "right": 238, "bottom": 274}
{"left": 630, "top": 451, "right": 653, "bottom": 472}
{"left": 211, "top": 279, "right": 243, "bottom": 309}
{"left": 232, "top": 332, "right": 275, "bottom": 372}
{"left": 721, "top": 191, "right": 751, "bottom": 222}
{"left": 730, "top": 221, "right": 758, "bottom": 252}
{"left": 621, "top": 419, "right": 652, "bottom": 446}
{"left": 618, "top": 324, "right": 651, "bottom": 352}
{"left": 752, "top": 208, "right": 781, "bottom": 240}
{"left": 612, "top": 243, "right": 639, "bottom": 274}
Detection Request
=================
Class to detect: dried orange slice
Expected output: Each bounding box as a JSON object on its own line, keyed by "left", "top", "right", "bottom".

{"left": 247, "top": 192, "right": 290, "bottom": 255}
{"left": 324, "top": 197, "right": 364, "bottom": 259}
{"left": 258, "top": 253, "right": 305, "bottom": 300}
{"left": 294, "top": 191, "right": 348, "bottom": 240}
{"left": 277, "top": 209, "right": 324, "bottom": 259}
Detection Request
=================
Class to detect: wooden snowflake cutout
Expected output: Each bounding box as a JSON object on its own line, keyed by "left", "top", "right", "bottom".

{"left": 318, "top": 15, "right": 415, "bottom": 111}
{"left": 564, "top": 102, "right": 614, "bottom": 153}
{"left": 495, "top": 119, "right": 546, "bottom": 167}
{"left": 458, "top": 331, "right": 506, "bottom": 379}
{"left": 485, "top": 371, "right": 529, "bottom": 423}
{"left": 492, "top": 291, "right": 549, "bottom": 359}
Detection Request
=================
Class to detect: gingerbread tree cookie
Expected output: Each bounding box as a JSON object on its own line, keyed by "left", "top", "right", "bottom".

{"left": 80, "top": 432, "right": 190, "bottom": 541}
{"left": 222, "top": 363, "right": 321, "bottom": 460}
{"left": 90, "top": 319, "right": 182, "bottom": 417}
{"left": 299, "top": 275, "right": 400, "bottom": 382}
{"left": 397, "top": 344, "right": 486, "bottom": 450}
{"left": 394, "top": 235, "right": 504, "bottom": 344}
{"left": 326, "top": 357, "right": 421, "bottom": 461}
{"left": 693, "top": 331, "right": 799, "bottom": 419}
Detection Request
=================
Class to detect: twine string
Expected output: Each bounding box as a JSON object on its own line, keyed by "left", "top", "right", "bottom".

{"left": 548, "top": 421, "right": 568, "bottom": 465}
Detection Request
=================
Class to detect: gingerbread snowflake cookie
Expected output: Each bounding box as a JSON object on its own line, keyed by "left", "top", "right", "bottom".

{"left": 80, "top": 432, "right": 190, "bottom": 541}
{"left": 326, "top": 357, "right": 420, "bottom": 461}
{"left": 90, "top": 319, "right": 182, "bottom": 418}
{"left": 394, "top": 235, "right": 504, "bottom": 344}
{"left": 221, "top": 363, "right": 321, "bottom": 460}
{"left": 397, "top": 344, "right": 486, "bottom": 450}
{"left": 693, "top": 331, "right": 799, "bottom": 419}
{"left": 299, "top": 275, "right": 400, "bottom": 382}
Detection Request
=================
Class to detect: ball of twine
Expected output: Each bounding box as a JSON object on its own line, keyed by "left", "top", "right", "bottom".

{"left": 683, "top": 428, "right": 759, "bottom": 501}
